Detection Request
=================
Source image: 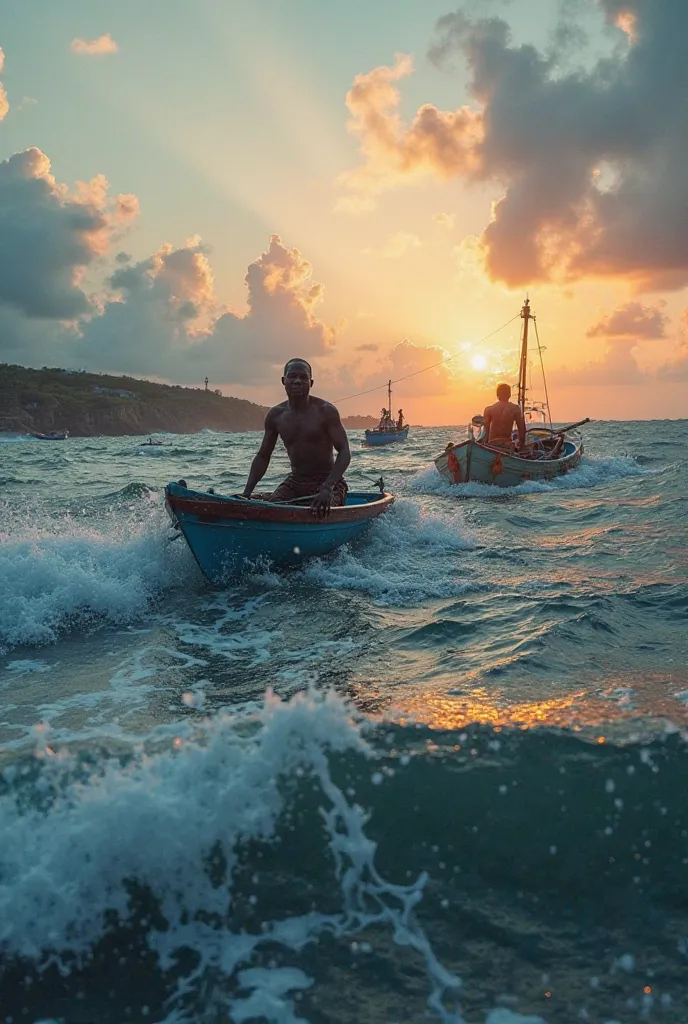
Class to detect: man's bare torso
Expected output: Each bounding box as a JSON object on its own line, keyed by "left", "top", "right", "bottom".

{"left": 484, "top": 400, "right": 522, "bottom": 444}
{"left": 268, "top": 396, "right": 336, "bottom": 478}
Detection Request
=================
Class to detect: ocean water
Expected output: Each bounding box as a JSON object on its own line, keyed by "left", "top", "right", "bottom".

{"left": 0, "top": 421, "right": 686, "bottom": 1024}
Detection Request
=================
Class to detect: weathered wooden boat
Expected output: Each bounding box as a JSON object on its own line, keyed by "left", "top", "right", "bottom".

{"left": 32, "top": 430, "right": 69, "bottom": 440}
{"left": 364, "top": 424, "right": 409, "bottom": 446}
{"left": 363, "top": 380, "right": 408, "bottom": 446}
{"left": 164, "top": 481, "right": 394, "bottom": 583}
{"left": 435, "top": 299, "right": 589, "bottom": 487}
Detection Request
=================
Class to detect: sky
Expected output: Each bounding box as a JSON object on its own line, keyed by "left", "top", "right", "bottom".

{"left": 0, "top": 0, "right": 687, "bottom": 422}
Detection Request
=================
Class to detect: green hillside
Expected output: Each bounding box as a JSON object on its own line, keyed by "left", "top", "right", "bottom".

{"left": 0, "top": 365, "right": 267, "bottom": 436}
{"left": 0, "top": 364, "right": 378, "bottom": 436}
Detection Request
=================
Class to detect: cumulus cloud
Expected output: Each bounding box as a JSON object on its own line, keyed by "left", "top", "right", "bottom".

{"left": 70, "top": 34, "right": 119, "bottom": 56}
{"left": 0, "top": 48, "right": 8, "bottom": 121}
{"left": 74, "top": 234, "right": 336, "bottom": 385}
{"left": 656, "top": 311, "right": 688, "bottom": 381}
{"left": 74, "top": 239, "right": 217, "bottom": 374}
{"left": 354, "top": 338, "right": 455, "bottom": 398}
{"left": 314, "top": 336, "right": 456, "bottom": 410}
{"left": 0, "top": 147, "right": 139, "bottom": 320}
{"left": 586, "top": 301, "right": 668, "bottom": 339}
{"left": 550, "top": 335, "right": 646, "bottom": 388}
{"left": 338, "top": 3, "right": 688, "bottom": 290}
{"left": 389, "top": 338, "right": 454, "bottom": 395}
{"left": 0, "top": 150, "right": 337, "bottom": 385}
{"left": 337, "top": 52, "right": 482, "bottom": 202}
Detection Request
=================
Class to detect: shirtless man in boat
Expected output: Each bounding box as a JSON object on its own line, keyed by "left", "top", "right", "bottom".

{"left": 482, "top": 383, "right": 526, "bottom": 450}
{"left": 242, "top": 358, "right": 351, "bottom": 517}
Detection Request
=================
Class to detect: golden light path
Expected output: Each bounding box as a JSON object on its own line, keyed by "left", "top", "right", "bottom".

{"left": 354, "top": 672, "right": 688, "bottom": 742}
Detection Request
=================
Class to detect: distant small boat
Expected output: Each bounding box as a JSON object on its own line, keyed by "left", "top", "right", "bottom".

{"left": 165, "top": 481, "right": 394, "bottom": 583}
{"left": 32, "top": 430, "right": 69, "bottom": 441}
{"left": 435, "top": 299, "right": 589, "bottom": 487}
{"left": 137, "top": 439, "right": 166, "bottom": 447}
{"left": 363, "top": 380, "right": 408, "bottom": 447}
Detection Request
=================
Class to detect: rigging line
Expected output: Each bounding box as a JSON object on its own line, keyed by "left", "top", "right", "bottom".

{"left": 533, "top": 318, "right": 553, "bottom": 429}
{"left": 333, "top": 313, "right": 522, "bottom": 404}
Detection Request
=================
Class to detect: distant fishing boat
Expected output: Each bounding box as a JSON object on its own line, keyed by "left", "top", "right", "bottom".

{"left": 435, "top": 298, "right": 589, "bottom": 487}
{"left": 32, "top": 430, "right": 69, "bottom": 441}
{"left": 165, "top": 481, "right": 394, "bottom": 583}
{"left": 363, "top": 380, "right": 409, "bottom": 447}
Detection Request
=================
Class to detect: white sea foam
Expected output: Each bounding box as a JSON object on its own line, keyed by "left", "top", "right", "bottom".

{"left": 405, "top": 453, "right": 645, "bottom": 498}
{"left": 3, "top": 659, "right": 52, "bottom": 676}
{"left": 0, "top": 510, "right": 193, "bottom": 652}
{"left": 0, "top": 689, "right": 460, "bottom": 1023}
{"left": 304, "top": 499, "right": 477, "bottom": 606}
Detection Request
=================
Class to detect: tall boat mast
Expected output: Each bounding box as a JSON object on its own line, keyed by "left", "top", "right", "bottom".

{"left": 517, "top": 297, "right": 532, "bottom": 412}
{"left": 387, "top": 379, "right": 392, "bottom": 415}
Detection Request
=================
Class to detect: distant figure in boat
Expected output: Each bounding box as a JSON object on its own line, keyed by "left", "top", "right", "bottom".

{"left": 396, "top": 409, "right": 404, "bottom": 430}
{"left": 482, "top": 383, "right": 526, "bottom": 450}
{"left": 378, "top": 407, "right": 393, "bottom": 430}
{"left": 242, "top": 357, "right": 351, "bottom": 517}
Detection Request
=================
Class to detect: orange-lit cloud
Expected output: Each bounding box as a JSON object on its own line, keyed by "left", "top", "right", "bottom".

{"left": 612, "top": 9, "right": 638, "bottom": 41}
{"left": 656, "top": 311, "right": 688, "bottom": 381}
{"left": 338, "top": 3, "right": 688, "bottom": 291}
{"left": 553, "top": 340, "right": 645, "bottom": 388}
{"left": 70, "top": 34, "right": 119, "bottom": 56}
{"left": 553, "top": 302, "right": 680, "bottom": 387}
{"left": 337, "top": 52, "right": 482, "bottom": 205}
{"left": 74, "top": 234, "right": 336, "bottom": 385}
{"left": 0, "top": 48, "right": 8, "bottom": 121}
{"left": 587, "top": 301, "right": 668, "bottom": 340}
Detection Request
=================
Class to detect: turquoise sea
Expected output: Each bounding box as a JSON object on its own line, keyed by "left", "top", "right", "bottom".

{"left": 0, "top": 421, "right": 686, "bottom": 1024}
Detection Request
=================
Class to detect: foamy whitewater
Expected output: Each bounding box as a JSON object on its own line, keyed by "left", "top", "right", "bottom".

{"left": 0, "top": 422, "right": 686, "bottom": 1023}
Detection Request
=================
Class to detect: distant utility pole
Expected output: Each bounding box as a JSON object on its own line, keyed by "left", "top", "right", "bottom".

{"left": 204, "top": 376, "right": 209, "bottom": 391}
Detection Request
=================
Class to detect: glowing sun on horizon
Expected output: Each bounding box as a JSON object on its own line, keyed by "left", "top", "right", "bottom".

{"left": 471, "top": 354, "right": 488, "bottom": 371}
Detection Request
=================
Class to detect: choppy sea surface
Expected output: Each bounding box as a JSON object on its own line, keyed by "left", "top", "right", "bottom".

{"left": 0, "top": 421, "right": 687, "bottom": 1024}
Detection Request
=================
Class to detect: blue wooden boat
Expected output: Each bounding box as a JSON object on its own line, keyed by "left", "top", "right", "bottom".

{"left": 364, "top": 424, "right": 409, "bottom": 447}
{"left": 363, "top": 379, "right": 409, "bottom": 446}
{"left": 164, "top": 481, "right": 394, "bottom": 583}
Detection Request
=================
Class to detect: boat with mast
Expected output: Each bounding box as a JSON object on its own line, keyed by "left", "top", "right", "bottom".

{"left": 363, "top": 379, "right": 409, "bottom": 447}
{"left": 434, "top": 298, "right": 589, "bottom": 487}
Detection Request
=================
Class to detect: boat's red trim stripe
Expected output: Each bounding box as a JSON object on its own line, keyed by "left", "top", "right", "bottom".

{"left": 167, "top": 493, "right": 394, "bottom": 524}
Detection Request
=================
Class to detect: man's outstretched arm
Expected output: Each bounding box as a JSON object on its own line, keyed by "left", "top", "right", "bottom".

{"left": 243, "top": 411, "right": 279, "bottom": 496}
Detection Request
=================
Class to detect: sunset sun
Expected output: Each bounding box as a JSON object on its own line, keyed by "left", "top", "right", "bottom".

{"left": 471, "top": 354, "right": 488, "bottom": 371}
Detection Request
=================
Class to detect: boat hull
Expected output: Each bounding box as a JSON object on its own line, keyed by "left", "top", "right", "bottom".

{"left": 434, "top": 437, "right": 583, "bottom": 488}
{"left": 363, "top": 426, "right": 409, "bottom": 446}
{"left": 165, "top": 482, "right": 394, "bottom": 583}
{"left": 32, "top": 431, "right": 69, "bottom": 440}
